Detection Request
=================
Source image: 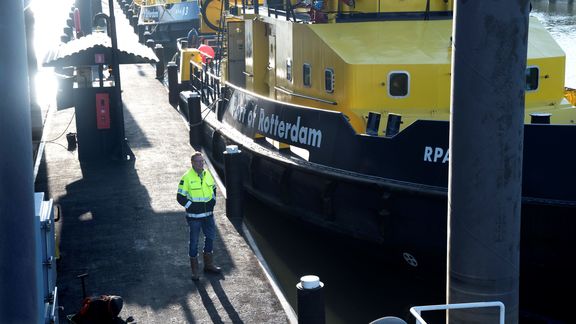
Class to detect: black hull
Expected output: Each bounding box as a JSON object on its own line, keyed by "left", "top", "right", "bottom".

{"left": 197, "top": 84, "right": 576, "bottom": 250}
{"left": 181, "top": 84, "right": 575, "bottom": 320}
{"left": 205, "top": 122, "right": 575, "bottom": 263}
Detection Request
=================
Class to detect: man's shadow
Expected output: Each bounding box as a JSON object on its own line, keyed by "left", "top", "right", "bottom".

{"left": 194, "top": 273, "right": 243, "bottom": 324}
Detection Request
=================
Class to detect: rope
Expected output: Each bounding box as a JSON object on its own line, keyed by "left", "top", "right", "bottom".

{"left": 43, "top": 111, "right": 76, "bottom": 143}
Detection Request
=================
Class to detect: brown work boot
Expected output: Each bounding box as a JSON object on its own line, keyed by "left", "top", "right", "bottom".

{"left": 203, "top": 252, "right": 221, "bottom": 273}
{"left": 190, "top": 257, "right": 200, "bottom": 281}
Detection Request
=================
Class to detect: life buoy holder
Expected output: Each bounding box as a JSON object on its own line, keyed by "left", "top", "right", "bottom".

{"left": 201, "top": 0, "right": 223, "bottom": 32}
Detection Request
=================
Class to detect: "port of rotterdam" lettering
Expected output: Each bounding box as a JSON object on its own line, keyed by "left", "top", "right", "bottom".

{"left": 232, "top": 103, "right": 322, "bottom": 148}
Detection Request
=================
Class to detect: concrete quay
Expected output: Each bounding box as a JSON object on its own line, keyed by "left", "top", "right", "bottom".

{"left": 33, "top": 2, "right": 294, "bottom": 322}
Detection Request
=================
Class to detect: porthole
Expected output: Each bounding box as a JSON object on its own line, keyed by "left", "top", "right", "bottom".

{"left": 388, "top": 71, "right": 410, "bottom": 98}
{"left": 525, "top": 66, "right": 539, "bottom": 91}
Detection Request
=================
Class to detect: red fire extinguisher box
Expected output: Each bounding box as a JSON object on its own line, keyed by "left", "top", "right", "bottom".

{"left": 73, "top": 87, "right": 123, "bottom": 162}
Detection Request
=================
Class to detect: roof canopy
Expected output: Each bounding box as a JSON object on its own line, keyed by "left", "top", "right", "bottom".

{"left": 43, "top": 32, "right": 158, "bottom": 67}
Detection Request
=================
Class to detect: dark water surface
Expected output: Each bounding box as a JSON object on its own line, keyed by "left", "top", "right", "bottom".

{"left": 244, "top": 196, "right": 446, "bottom": 324}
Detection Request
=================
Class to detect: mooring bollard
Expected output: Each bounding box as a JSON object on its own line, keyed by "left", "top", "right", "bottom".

{"left": 131, "top": 15, "right": 139, "bottom": 33}
{"left": 63, "top": 26, "right": 73, "bottom": 38}
{"left": 224, "top": 145, "right": 243, "bottom": 220}
{"left": 154, "top": 44, "right": 165, "bottom": 80}
{"left": 145, "top": 38, "right": 155, "bottom": 49}
{"left": 530, "top": 112, "right": 552, "bottom": 124}
{"left": 143, "top": 30, "right": 152, "bottom": 43}
{"left": 167, "top": 62, "right": 179, "bottom": 105}
{"left": 297, "top": 275, "right": 325, "bottom": 324}
{"left": 216, "top": 86, "right": 228, "bottom": 121}
{"left": 187, "top": 92, "right": 202, "bottom": 148}
{"left": 60, "top": 33, "right": 71, "bottom": 43}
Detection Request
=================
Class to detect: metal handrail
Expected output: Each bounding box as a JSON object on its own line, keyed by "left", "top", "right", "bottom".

{"left": 410, "top": 301, "right": 505, "bottom": 324}
{"left": 49, "top": 286, "right": 58, "bottom": 323}
{"left": 274, "top": 85, "right": 337, "bottom": 105}
{"left": 189, "top": 59, "right": 221, "bottom": 106}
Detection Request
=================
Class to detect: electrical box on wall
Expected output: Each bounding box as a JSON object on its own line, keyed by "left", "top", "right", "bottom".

{"left": 96, "top": 93, "right": 111, "bottom": 129}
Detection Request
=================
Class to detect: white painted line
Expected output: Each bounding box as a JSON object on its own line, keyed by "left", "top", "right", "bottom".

{"left": 33, "top": 141, "right": 46, "bottom": 182}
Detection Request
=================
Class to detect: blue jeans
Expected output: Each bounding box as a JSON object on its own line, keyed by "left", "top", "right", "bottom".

{"left": 186, "top": 215, "right": 216, "bottom": 258}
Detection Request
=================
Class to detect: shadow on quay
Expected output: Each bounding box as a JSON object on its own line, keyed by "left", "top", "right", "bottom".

{"left": 34, "top": 140, "right": 238, "bottom": 323}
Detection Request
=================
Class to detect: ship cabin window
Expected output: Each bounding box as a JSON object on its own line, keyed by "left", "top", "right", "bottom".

{"left": 525, "top": 66, "right": 539, "bottom": 91}
{"left": 303, "top": 63, "right": 312, "bottom": 87}
{"left": 388, "top": 72, "right": 410, "bottom": 98}
{"left": 286, "top": 59, "right": 292, "bottom": 82}
{"left": 325, "top": 68, "right": 334, "bottom": 93}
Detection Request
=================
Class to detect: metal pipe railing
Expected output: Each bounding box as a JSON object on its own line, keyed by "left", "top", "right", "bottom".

{"left": 189, "top": 59, "right": 222, "bottom": 109}
{"left": 410, "top": 301, "right": 505, "bottom": 324}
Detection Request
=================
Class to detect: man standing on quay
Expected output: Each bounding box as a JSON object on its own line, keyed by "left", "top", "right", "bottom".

{"left": 177, "top": 151, "right": 221, "bottom": 280}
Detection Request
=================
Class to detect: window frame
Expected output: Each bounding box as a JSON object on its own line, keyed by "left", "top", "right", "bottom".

{"left": 387, "top": 71, "right": 410, "bottom": 98}
{"left": 286, "top": 58, "right": 292, "bottom": 82}
{"left": 324, "top": 68, "right": 335, "bottom": 93}
{"left": 525, "top": 65, "right": 540, "bottom": 92}
{"left": 303, "top": 63, "right": 312, "bottom": 87}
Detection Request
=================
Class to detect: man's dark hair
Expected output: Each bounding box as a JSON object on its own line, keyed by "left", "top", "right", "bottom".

{"left": 191, "top": 151, "right": 203, "bottom": 161}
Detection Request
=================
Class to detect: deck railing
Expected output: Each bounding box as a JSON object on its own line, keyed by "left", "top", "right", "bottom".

{"left": 189, "top": 59, "right": 221, "bottom": 108}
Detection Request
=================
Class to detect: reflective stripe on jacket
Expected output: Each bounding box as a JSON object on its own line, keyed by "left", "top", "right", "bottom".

{"left": 177, "top": 168, "right": 216, "bottom": 218}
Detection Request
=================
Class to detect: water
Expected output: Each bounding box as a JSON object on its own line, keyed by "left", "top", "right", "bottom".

{"left": 244, "top": 197, "right": 446, "bottom": 323}
{"left": 531, "top": 0, "right": 576, "bottom": 88}
{"left": 243, "top": 2, "right": 576, "bottom": 323}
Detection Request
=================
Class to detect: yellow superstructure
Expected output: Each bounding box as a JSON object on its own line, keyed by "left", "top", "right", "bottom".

{"left": 233, "top": 17, "right": 574, "bottom": 133}
{"left": 220, "top": 0, "right": 574, "bottom": 135}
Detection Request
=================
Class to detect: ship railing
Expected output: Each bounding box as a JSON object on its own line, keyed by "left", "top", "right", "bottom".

{"left": 410, "top": 301, "right": 505, "bottom": 324}
{"left": 235, "top": 0, "right": 297, "bottom": 21}
{"left": 265, "top": 1, "right": 297, "bottom": 21}
{"left": 189, "top": 59, "right": 221, "bottom": 109}
{"left": 239, "top": 0, "right": 260, "bottom": 15}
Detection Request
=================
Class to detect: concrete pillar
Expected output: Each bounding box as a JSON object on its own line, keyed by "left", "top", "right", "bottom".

{"left": 447, "top": 1, "right": 529, "bottom": 323}
{"left": 0, "top": 1, "right": 40, "bottom": 322}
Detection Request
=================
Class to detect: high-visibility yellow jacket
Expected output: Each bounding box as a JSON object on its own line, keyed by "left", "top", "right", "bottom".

{"left": 177, "top": 168, "right": 216, "bottom": 218}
